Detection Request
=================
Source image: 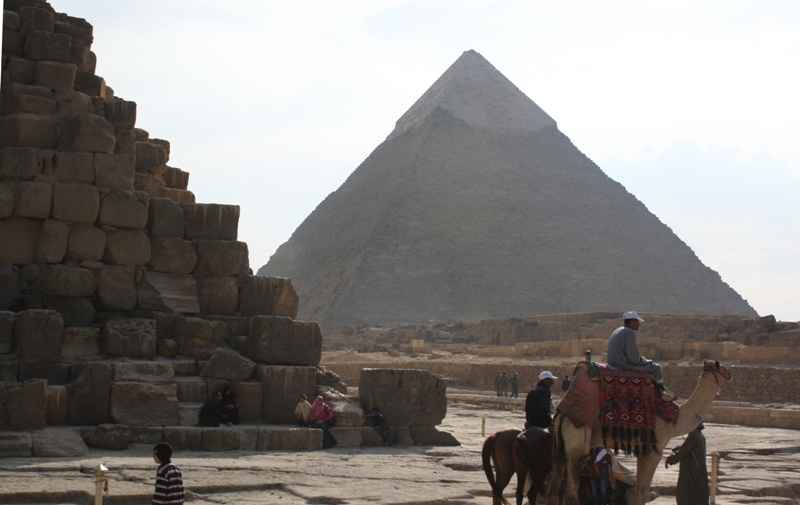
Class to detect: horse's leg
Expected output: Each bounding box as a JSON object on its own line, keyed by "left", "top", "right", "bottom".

{"left": 634, "top": 452, "right": 661, "bottom": 505}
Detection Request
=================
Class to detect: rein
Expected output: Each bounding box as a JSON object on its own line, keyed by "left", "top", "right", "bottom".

{"left": 701, "top": 365, "right": 723, "bottom": 388}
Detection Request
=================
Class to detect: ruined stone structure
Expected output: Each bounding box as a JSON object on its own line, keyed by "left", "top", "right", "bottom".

{"left": 0, "top": 0, "right": 453, "bottom": 456}
{"left": 261, "top": 50, "right": 757, "bottom": 334}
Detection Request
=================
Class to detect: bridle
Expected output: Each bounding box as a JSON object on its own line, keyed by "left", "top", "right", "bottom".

{"left": 701, "top": 362, "right": 726, "bottom": 388}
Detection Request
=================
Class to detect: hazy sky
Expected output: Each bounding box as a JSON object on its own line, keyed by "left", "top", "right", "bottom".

{"left": 51, "top": 1, "right": 799, "bottom": 322}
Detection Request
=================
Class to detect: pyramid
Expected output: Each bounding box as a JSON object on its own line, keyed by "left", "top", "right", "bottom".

{"left": 260, "top": 50, "right": 758, "bottom": 334}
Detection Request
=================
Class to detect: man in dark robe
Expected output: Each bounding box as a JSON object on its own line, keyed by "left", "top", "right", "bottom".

{"left": 665, "top": 424, "right": 709, "bottom": 505}
{"left": 198, "top": 391, "right": 231, "bottom": 427}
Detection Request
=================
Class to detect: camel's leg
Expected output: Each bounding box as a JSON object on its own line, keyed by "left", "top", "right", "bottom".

{"left": 545, "top": 449, "right": 564, "bottom": 505}
{"left": 634, "top": 452, "right": 662, "bottom": 505}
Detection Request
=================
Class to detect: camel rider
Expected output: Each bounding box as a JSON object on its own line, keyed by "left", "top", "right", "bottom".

{"left": 607, "top": 311, "right": 677, "bottom": 402}
{"left": 525, "top": 371, "right": 557, "bottom": 429}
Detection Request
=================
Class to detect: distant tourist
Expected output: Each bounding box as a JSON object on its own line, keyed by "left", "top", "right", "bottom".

{"left": 495, "top": 371, "right": 502, "bottom": 396}
{"left": 665, "top": 424, "right": 709, "bottom": 505}
{"left": 198, "top": 391, "right": 231, "bottom": 427}
{"left": 561, "top": 374, "right": 571, "bottom": 393}
{"left": 499, "top": 371, "right": 508, "bottom": 397}
{"left": 525, "top": 371, "right": 557, "bottom": 429}
{"left": 295, "top": 393, "right": 312, "bottom": 427}
{"left": 308, "top": 395, "right": 337, "bottom": 449}
{"left": 509, "top": 372, "right": 520, "bottom": 398}
{"left": 152, "top": 442, "right": 184, "bottom": 505}
{"left": 365, "top": 407, "right": 392, "bottom": 445}
{"left": 220, "top": 386, "right": 239, "bottom": 425}
{"left": 607, "top": 311, "right": 677, "bottom": 401}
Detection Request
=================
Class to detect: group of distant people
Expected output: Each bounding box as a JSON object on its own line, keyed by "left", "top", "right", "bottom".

{"left": 494, "top": 371, "right": 520, "bottom": 397}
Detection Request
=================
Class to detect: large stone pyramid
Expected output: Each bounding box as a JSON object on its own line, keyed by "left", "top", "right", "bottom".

{"left": 260, "top": 50, "right": 758, "bottom": 333}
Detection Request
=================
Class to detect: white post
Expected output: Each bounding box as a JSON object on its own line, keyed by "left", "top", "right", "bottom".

{"left": 94, "top": 464, "right": 108, "bottom": 505}
{"left": 481, "top": 416, "right": 486, "bottom": 437}
{"left": 710, "top": 452, "right": 720, "bottom": 504}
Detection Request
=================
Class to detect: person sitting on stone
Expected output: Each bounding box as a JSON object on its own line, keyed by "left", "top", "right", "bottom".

{"left": 198, "top": 391, "right": 231, "bottom": 427}
{"left": 295, "top": 393, "right": 312, "bottom": 427}
{"left": 607, "top": 311, "right": 676, "bottom": 401}
{"left": 365, "top": 407, "right": 391, "bottom": 446}
{"left": 220, "top": 386, "right": 239, "bottom": 425}
{"left": 308, "top": 395, "right": 337, "bottom": 449}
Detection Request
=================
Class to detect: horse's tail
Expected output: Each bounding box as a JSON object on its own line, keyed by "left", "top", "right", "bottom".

{"left": 481, "top": 433, "right": 512, "bottom": 505}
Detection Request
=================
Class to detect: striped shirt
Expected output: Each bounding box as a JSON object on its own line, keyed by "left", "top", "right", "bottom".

{"left": 153, "top": 463, "right": 184, "bottom": 505}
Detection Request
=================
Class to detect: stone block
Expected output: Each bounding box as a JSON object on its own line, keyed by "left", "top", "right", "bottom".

{"left": 113, "top": 361, "right": 174, "bottom": 383}
{"left": 147, "top": 197, "right": 185, "bottom": 238}
{"left": 171, "top": 359, "right": 198, "bottom": 376}
{"left": 0, "top": 268, "right": 21, "bottom": 311}
{"left": 0, "top": 432, "right": 32, "bottom": 456}
{"left": 57, "top": 111, "right": 115, "bottom": 153}
{"left": 110, "top": 381, "right": 179, "bottom": 426}
{"left": 45, "top": 296, "right": 95, "bottom": 326}
{"left": 4, "top": 10, "right": 21, "bottom": 31}
{"left": 18, "top": 362, "right": 71, "bottom": 385}
{"left": 135, "top": 141, "right": 167, "bottom": 175}
{"left": 0, "top": 185, "right": 13, "bottom": 219}
{"left": 163, "top": 166, "right": 189, "bottom": 190}
{"left": 0, "top": 362, "right": 19, "bottom": 383}
{"left": 257, "top": 426, "right": 322, "bottom": 451}
{"left": 102, "top": 318, "right": 156, "bottom": 358}
{"left": 98, "top": 190, "right": 148, "bottom": 229}
{"left": 35, "top": 218, "right": 68, "bottom": 263}
{"left": 171, "top": 316, "right": 228, "bottom": 359}
{"left": 317, "top": 385, "right": 365, "bottom": 427}
{"left": 69, "top": 361, "right": 112, "bottom": 425}
{"left": 94, "top": 264, "right": 137, "bottom": 311}
{"left": 176, "top": 376, "right": 207, "bottom": 402}
{"left": 95, "top": 153, "right": 134, "bottom": 189}
{"left": 14, "top": 309, "right": 63, "bottom": 361}
{"left": 0, "top": 311, "right": 15, "bottom": 353}
{"left": 46, "top": 385, "right": 69, "bottom": 424}
{"left": 149, "top": 237, "right": 197, "bottom": 274}
{"left": 78, "top": 424, "right": 130, "bottom": 450}
{"left": 0, "top": 113, "right": 57, "bottom": 149}
{"left": 134, "top": 172, "right": 164, "bottom": 198}
{"left": 178, "top": 401, "right": 201, "bottom": 426}
{"left": 193, "top": 240, "right": 249, "bottom": 277}
{"left": 1, "top": 147, "right": 42, "bottom": 179}
{"left": 130, "top": 426, "right": 164, "bottom": 444}
{"left": 104, "top": 228, "right": 150, "bottom": 266}
{"left": 13, "top": 181, "right": 52, "bottom": 218}
{"left": 114, "top": 128, "right": 136, "bottom": 156}
{"left": 246, "top": 316, "right": 322, "bottom": 366}
{"left": 359, "top": 369, "right": 448, "bottom": 427}
{"left": 62, "top": 326, "right": 99, "bottom": 356}
{"left": 184, "top": 203, "right": 239, "bottom": 240}
{"left": 2, "top": 28, "right": 24, "bottom": 56}
{"left": 163, "top": 427, "right": 203, "bottom": 451}
{"left": 203, "top": 426, "right": 258, "bottom": 451}
{"left": 408, "top": 427, "right": 460, "bottom": 446}
{"left": 256, "top": 365, "right": 316, "bottom": 424}
{"left": 40, "top": 264, "right": 96, "bottom": 297}
{"left": 201, "top": 348, "right": 256, "bottom": 382}
{"left": 19, "top": 6, "right": 55, "bottom": 34}
{"left": 197, "top": 276, "right": 239, "bottom": 315}
{"left": 51, "top": 183, "right": 100, "bottom": 223}
{"left": 206, "top": 315, "right": 251, "bottom": 337}
{"left": 54, "top": 89, "right": 94, "bottom": 113}
{"left": 233, "top": 380, "right": 263, "bottom": 423}
{"left": 23, "top": 30, "right": 71, "bottom": 62}
{"left": 73, "top": 71, "right": 106, "bottom": 98}
{"left": 66, "top": 224, "right": 106, "bottom": 261}
{"left": 162, "top": 188, "right": 195, "bottom": 204}
{"left": 7, "top": 378, "right": 48, "bottom": 430}
{"left": 5, "top": 56, "right": 35, "bottom": 85}
{"left": 4, "top": 90, "right": 57, "bottom": 114}
{"left": 58, "top": 16, "right": 93, "bottom": 46}
{"left": 81, "top": 49, "right": 97, "bottom": 74}
{"left": 328, "top": 427, "right": 363, "bottom": 447}
{"left": 158, "top": 338, "right": 178, "bottom": 357}
{"left": 33, "top": 60, "right": 77, "bottom": 89}
{"left": 104, "top": 97, "right": 136, "bottom": 129}
{"left": 32, "top": 427, "right": 89, "bottom": 456}
{"left": 137, "top": 271, "right": 199, "bottom": 314}
{"left": 239, "top": 276, "right": 299, "bottom": 318}
{"left": 54, "top": 151, "right": 93, "bottom": 183}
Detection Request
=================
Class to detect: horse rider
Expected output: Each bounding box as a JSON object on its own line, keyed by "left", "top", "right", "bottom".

{"left": 525, "top": 371, "right": 557, "bottom": 428}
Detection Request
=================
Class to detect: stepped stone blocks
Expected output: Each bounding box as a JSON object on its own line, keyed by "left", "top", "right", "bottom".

{"left": 201, "top": 347, "right": 256, "bottom": 382}
{"left": 246, "top": 316, "right": 322, "bottom": 366}
{"left": 6, "top": 378, "right": 47, "bottom": 430}
{"left": 256, "top": 365, "right": 316, "bottom": 424}
{"left": 239, "top": 275, "right": 299, "bottom": 318}
{"left": 359, "top": 369, "right": 447, "bottom": 427}
{"left": 257, "top": 426, "right": 322, "bottom": 451}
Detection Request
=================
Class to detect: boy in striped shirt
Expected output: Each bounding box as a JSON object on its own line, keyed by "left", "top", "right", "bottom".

{"left": 152, "top": 443, "right": 185, "bottom": 505}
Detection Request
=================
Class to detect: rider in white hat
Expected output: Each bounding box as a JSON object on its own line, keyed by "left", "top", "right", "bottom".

{"left": 525, "top": 370, "right": 558, "bottom": 428}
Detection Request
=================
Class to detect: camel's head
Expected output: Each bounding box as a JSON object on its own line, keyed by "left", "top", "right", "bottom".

{"left": 702, "top": 360, "right": 732, "bottom": 382}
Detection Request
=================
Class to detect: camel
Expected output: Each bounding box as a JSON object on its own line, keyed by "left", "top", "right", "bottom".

{"left": 546, "top": 359, "right": 732, "bottom": 505}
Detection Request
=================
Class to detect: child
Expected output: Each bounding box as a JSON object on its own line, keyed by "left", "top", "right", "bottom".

{"left": 294, "top": 393, "right": 312, "bottom": 427}
{"left": 152, "top": 442, "right": 184, "bottom": 505}
{"left": 365, "top": 407, "right": 391, "bottom": 446}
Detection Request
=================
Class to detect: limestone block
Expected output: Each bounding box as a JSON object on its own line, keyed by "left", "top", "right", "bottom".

{"left": 408, "top": 427, "right": 460, "bottom": 446}
{"left": 0, "top": 267, "right": 21, "bottom": 311}
{"left": 115, "top": 128, "right": 136, "bottom": 156}
{"left": 193, "top": 240, "right": 249, "bottom": 277}
{"left": 161, "top": 188, "right": 195, "bottom": 205}
{"left": 0, "top": 311, "right": 15, "bottom": 353}
{"left": 61, "top": 326, "right": 99, "bottom": 356}
{"left": 163, "top": 427, "right": 203, "bottom": 450}
{"left": 104, "top": 228, "right": 150, "bottom": 266}
{"left": 203, "top": 427, "right": 258, "bottom": 451}
{"left": 57, "top": 111, "right": 115, "bottom": 153}
{"left": 113, "top": 361, "right": 174, "bottom": 384}
{"left": 57, "top": 16, "right": 93, "bottom": 46}
{"left": 239, "top": 276, "right": 299, "bottom": 318}
{"left": 65, "top": 224, "right": 105, "bottom": 261}
{"left": 178, "top": 401, "right": 201, "bottom": 426}
{"left": 184, "top": 203, "right": 239, "bottom": 240}
{"left": 359, "top": 369, "right": 447, "bottom": 427}
{"left": 151, "top": 138, "right": 170, "bottom": 158}
{"left": 233, "top": 380, "right": 262, "bottom": 423}
{"left": 7, "top": 378, "right": 48, "bottom": 430}
{"left": 18, "top": 362, "right": 71, "bottom": 384}
{"left": 171, "top": 316, "right": 228, "bottom": 359}
{"left": 54, "top": 89, "right": 94, "bottom": 114}
{"left": 0, "top": 432, "right": 32, "bottom": 456}
{"left": 35, "top": 218, "right": 68, "bottom": 263}
{"left": 0, "top": 113, "right": 57, "bottom": 149}
{"left": 23, "top": 30, "right": 71, "bottom": 62}
{"left": 46, "top": 385, "right": 69, "bottom": 425}
{"left": 13, "top": 181, "right": 52, "bottom": 218}
{"left": 51, "top": 183, "right": 100, "bottom": 223}
{"left": 3, "top": 29, "right": 24, "bottom": 56}
{"left": 137, "top": 271, "right": 199, "bottom": 314}
{"left": 33, "top": 60, "right": 77, "bottom": 89}
{"left": 328, "top": 427, "right": 363, "bottom": 447}
{"left": 69, "top": 361, "right": 112, "bottom": 425}
{"left": 5, "top": 90, "right": 57, "bottom": 114}
{"left": 257, "top": 426, "right": 321, "bottom": 451}
{"left": 45, "top": 297, "right": 95, "bottom": 326}
{"left": 147, "top": 197, "right": 185, "bottom": 238}
{"left": 101, "top": 318, "right": 157, "bottom": 358}
{"left": 32, "top": 427, "right": 89, "bottom": 456}
{"left": 201, "top": 348, "right": 256, "bottom": 382}
{"left": 103, "top": 97, "right": 137, "bottom": 129}
{"left": 5, "top": 56, "right": 35, "bottom": 85}
{"left": 1, "top": 147, "right": 42, "bottom": 179}
{"left": 19, "top": 6, "right": 55, "bottom": 34}
{"left": 110, "top": 382, "right": 179, "bottom": 426}
{"left": 95, "top": 153, "right": 134, "bottom": 189}
{"left": 54, "top": 151, "right": 93, "bottom": 183}
{"left": 171, "top": 359, "right": 198, "bottom": 376}
{"left": 4, "top": 10, "right": 21, "bottom": 31}
{"left": 163, "top": 166, "right": 189, "bottom": 190}
{"left": 98, "top": 190, "right": 148, "bottom": 229}
{"left": 149, "top": 237, "right": 197, "bottom": 274}
{"left": 40, "top": 265, "right": 96, "bottom": 297}
{"left": 134, "top": 172, "right": 164, "bottom": 198}
{"left": 0, "top": 185, "right": 13, "bottom": 219}
{"left": 158, "top": 338, "right": 178, "bottom": 357}
{"left": 176, "top": 376, "right": 207, "bottom": 402}
{"left": 78, "top": 424, "right": 130, "bottom": 450}
{"left": 246, "top": 316, "right": 322, "bottom": 366}
{"left": 130, "top": 426, "right": 164, "bottom": 444}
{"left": 94, "top": 264, "right": 137, "bottom": 311}
{"left": 256, "top": 365, "right": 316, "bottom": 424}
{"left": 73, "top": 72, "right": 106, "bottom": 98}
{"left": 197, "top": 276, "right": 239, "bottom": 315}
{"left": 135, "top": 141, "right": 167, "bottom": 175}
{"left": 81, "top": 50, "right": 97, "bottom": 75}
{"left": 317, "top": 385, "right": 365, "bottom": 427}
{"left": 14, "top": 309, "right": 63, "bottom": 361}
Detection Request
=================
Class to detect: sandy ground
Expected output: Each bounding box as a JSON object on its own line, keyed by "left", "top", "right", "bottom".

{"left": 1, "top": 403, "right": 799, "bottom": 505}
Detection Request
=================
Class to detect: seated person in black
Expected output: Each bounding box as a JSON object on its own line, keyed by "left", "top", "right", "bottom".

{"left": 220, "top": 385, "right": 239, "bottom": 425}
{"left": 198, "top": 391, "right": 231, "bottom": 427}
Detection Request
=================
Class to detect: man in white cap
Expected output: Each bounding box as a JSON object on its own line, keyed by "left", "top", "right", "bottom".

{"left": 607, "top": 311, "right": 676, "bottom": 401}
{"left": 525, "top": 370, "right": 557, "bottom": 428}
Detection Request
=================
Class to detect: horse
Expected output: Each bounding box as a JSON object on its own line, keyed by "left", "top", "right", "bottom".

{"left": 482, "top": 427, "right": 554, "bottom": 505}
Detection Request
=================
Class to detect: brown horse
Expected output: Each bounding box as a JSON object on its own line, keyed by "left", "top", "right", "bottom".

{"left": 482, "top": 427, "right": 554, "bottom": 505}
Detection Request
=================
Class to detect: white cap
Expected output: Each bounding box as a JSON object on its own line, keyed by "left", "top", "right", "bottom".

{"left": 596, "top": 448, "right": 608, "bottom": 462}
{"left": 623, "top": 311, "right": 644, "bottom": 322}
{"left": 539, "top": 371, "right": 557, "bottom": 380}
